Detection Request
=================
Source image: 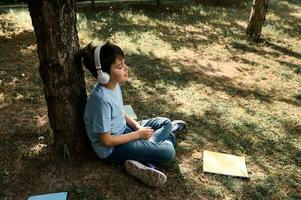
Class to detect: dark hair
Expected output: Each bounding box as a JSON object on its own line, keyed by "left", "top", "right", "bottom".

{"left": 78, "top": 42, "right": 124, "bottom": 78}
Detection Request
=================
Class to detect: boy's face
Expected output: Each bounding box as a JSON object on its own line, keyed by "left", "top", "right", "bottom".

{"left": 109, "top": 57, "right": 129, "bottom": 83}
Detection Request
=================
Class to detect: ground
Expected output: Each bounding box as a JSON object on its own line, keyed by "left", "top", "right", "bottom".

{"left": 0, "top": 0, "right": 300, "bottom": 199}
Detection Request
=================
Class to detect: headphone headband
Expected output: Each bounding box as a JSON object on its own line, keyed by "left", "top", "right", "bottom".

{"left": 94, "top": 45, "right": 102, "bottom": 70}
{"left": 93, "top": 45, "right": 110, "bottom": 84}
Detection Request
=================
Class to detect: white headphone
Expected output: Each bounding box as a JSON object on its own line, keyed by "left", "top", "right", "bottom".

{"left": 94, "top": 45, "right": 110, "bottom": 84}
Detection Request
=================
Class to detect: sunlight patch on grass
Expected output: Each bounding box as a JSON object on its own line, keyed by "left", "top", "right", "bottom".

{"left": 20, "top": 44, "right": 36, "bottom": 56}
{"left": 203, "top": 44, "right": 232, "bottom": 59}
{"left": 29, "top": 143, "right": 47, "bottom": 156}
{"left": 290, "top": 11, "right": 301, "bottom": 18}
{"left": 235, "top": 19, "right": 247, "bottom": 29}
{"left": 163, "top": 84, "right": 210, "bottom": 115}
{"left": 270, "top": 0, "right": 301, "bottom": 13}
{"left": 173, "top": 89, "right": 300, "bottom": 198}
{"left": 35, "top": 114, "right": 48, "bottom": 127}
{"left": 111, "top": 31, "right": 173, "bottom": 56}
{"left": 264, "top": 23, "right": 293, "bottom": 40}
{"left": 120, "top": 11, "right": 155, "bottom": 26}
{"left": 11, "top": 9, "right": 31, "bottom": 29}
{"left": 0, "top": 92, "right": 10, "bottom": 109}
{"left": 77, "top": 13, "right": 107, "bottom": 45}
{"left": 0, "top": 9, "right": 32, "bottom": 38}
{"left": 291, "top": 40, "right": 301, "bottom": 54}
{"left": 123, "top": 78, "right": 152, "bottom": 101}
{"left": 266, "top": 0, "right": 301, "bottom": 40}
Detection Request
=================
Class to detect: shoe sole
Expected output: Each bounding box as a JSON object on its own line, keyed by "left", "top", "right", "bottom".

{"left": 125, "top": 160, "right": 167, "bottom": 187}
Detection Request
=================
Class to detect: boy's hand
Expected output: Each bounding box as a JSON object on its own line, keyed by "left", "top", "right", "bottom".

{"left": 135, "top": 124, "right": 142, "bottom": 130}
{"left": 137, "top": 127, "right": 154, "bottom": 140}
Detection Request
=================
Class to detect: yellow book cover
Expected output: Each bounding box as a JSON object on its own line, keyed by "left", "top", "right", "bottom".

{"left": 203, "top": 150, "right": 249, "bottom": 178}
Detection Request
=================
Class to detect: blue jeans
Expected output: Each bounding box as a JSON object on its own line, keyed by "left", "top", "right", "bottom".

{"left": 103, "top": 117, "right": 176, "bottom": 164}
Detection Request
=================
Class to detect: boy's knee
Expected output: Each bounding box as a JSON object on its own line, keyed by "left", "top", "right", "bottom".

{"left": 158, "top": 117, "right": 172, "bottom": 129}
{"left": 161, "top": 146, "right": 175, "bottom": 162}
{"left": 162, "top": 117, "right": 172, "bottom": 125}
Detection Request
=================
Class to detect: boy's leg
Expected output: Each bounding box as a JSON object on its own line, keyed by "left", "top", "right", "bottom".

{"left": 121, "top": 122, "right": 175, "bottom": 167}
{"left": 103, "top": 138, "right": 175, "bottom": 164}
{"left": 140, "top": 117, "right": 176, "bottom": 145}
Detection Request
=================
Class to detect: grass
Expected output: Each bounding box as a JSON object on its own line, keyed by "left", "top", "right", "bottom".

{"left": 0, "top": 0, "right": 301, "bottom": 199}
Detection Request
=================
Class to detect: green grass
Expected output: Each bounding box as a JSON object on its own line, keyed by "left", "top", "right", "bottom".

{"left": 0, "top": 1, "right": 301, "bottom": 199}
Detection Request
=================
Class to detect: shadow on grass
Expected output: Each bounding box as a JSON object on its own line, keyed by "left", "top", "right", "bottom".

{"left": 123, "top": 77, "right": 300, "bottom": 198}
{"left": 78, "top": 3, "right": 249, "bottom": 50}
{"left": 78, "top": 3, "right": 300, "bottom": 105}
{"left": 0, "top": 28, "right": 206, "bottom": 199}
{"left": 0, "top": 29, "right": 52, "bottom": 198}
{"left": 241, "top": 173, "right": 301, "bottom": 199}
{"left": 268, "top": 0, "right": 301, "bottom": 38}
{"left": 183, "top": 107, "right": 300, "bottom": 166}
{"left": 225, "top": 40, "right": 301, "bottom": 105}
{"left": 121, "top": 47, "right": 300, "bottom": 197}
{"left": 127, "top": 52, "right": 301, "bottom": 107}
{"left": 124, "top": 48, "right": 301, "bottom": 193}
{"left": 277, "top": 60, "right": 301, "bottom": 74}
{"left": 228, "top": 39, "right": 301, "bottom": 62}
{"left": 0, "top": 30, "right": 43, "bottom": 110}
{"left": 264, "top": 41, "right": 301, "bottom": 60}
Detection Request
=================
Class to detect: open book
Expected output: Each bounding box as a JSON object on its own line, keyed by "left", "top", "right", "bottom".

{"left": 124, "top": 105, "right": 157, "bottom": 143}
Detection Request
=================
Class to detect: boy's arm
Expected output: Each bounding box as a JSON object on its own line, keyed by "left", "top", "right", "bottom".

{"left": 99, "top": 131, "right": 140, "bottom": 147}
{"left": 125, "top": 114, "right": 142, "bottom": 130}
{"left": 99, "top": 127, "right": 153, "bottom": 147}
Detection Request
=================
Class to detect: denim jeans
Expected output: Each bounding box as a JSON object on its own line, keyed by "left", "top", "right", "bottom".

{"left": 103, "top": 117, "right": 176, "bottom": 164}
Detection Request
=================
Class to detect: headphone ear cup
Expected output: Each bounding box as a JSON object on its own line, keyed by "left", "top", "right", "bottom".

{"left": 102, "top": 72, "right": 110, "bottom": 84}
{"left": 97, "top": 70, "right": 110, "bottom": 84}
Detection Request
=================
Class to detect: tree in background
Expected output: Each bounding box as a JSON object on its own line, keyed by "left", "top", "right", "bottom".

{"left": 27, "top": 0, "right": 89, "bottom": 159}
{"left": 246, "top": 0, "right": 269, "bottom": 41}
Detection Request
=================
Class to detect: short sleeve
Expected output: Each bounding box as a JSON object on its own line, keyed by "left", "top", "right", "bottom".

{"left": 85, "top": 95, "right": 112, "bottom": 133}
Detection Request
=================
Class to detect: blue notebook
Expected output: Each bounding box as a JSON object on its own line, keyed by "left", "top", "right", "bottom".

{"left": 28, "top": 192, "right": 67, "bottom": 200}
{"left": 124, "top": 105, "right": 138, "bottom": 120}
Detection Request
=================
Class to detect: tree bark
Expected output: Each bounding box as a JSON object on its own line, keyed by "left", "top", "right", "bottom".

{"left": 91, "top": 0, "right": 95, "bottom": 11}
{"left": 246, "top": 0, "right": 269, "bottom": 41}
{"left": 156, "top": 0, "right": 160, "bottom": 8}
{"left": 27, "top": 0, "right": 89, "bottom": 159}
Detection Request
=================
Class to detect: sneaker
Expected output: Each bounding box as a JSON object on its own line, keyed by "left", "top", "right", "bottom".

{"left": 124, "top": 160, "right": 167, "bottom": 187}
{"left": 143, "top": 162, "right": 157, "bottom": 169}
{"left": 171, "top": 120, "right": 186, "bottom": 134}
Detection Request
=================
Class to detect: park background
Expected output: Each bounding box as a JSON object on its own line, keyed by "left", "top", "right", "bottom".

{"left": 0, "top": 0, "right": 300, "bottom": 199}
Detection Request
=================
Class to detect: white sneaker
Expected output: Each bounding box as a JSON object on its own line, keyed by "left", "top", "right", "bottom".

{"left": 124, "top": 160, "right": 167, "bottom": 187}
{"left": 171, "top": 120, "right": 187, "bottom": 134}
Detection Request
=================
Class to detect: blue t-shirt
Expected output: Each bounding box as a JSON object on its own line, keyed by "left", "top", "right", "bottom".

{"left": 84, "top": 83, "right": 126, "bottom": 159}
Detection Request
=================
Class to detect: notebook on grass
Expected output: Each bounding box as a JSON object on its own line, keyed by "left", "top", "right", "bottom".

{"left": 203, "top": 150, "right": 249, "bottom": 178}
{"left": 124, "top": 105, "right": 138, "bottom": 120}
{"left": 28, "top": 192, "right": 67, "bottom": 200}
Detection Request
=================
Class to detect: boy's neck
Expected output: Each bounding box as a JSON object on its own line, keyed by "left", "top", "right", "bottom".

{"left": 104, "top": 81, "right": 117, "bottom": 90}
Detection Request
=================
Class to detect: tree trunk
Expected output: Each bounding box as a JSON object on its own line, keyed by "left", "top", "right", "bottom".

{"left": 246, "top": 0, "right": 269, "bottom": 41}
{"left": 28, "top": 0, "right": 89, "bottom": 159}
{"left": 91, "top": 0, "right": 95, "bottom": 11}
{"left": 156, "top": 0, "right": 160, "bottom": 8}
